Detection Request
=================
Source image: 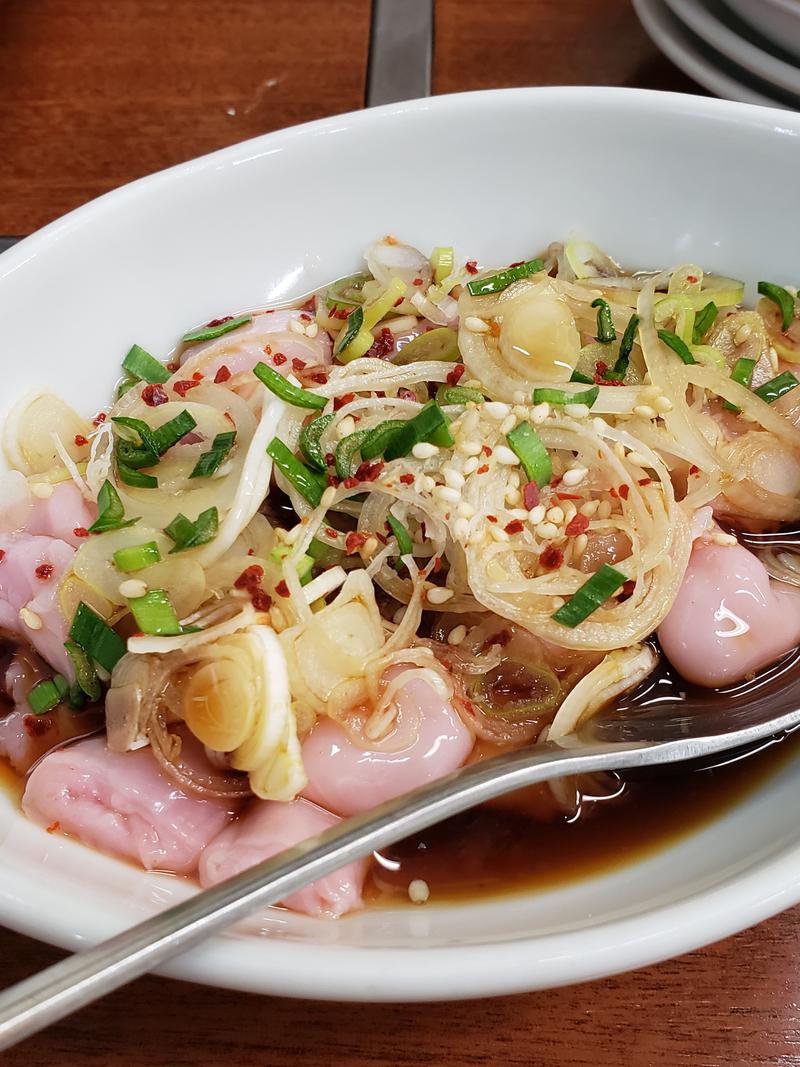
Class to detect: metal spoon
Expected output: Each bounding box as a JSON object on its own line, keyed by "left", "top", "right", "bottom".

{"left": 719, "top": 521, "right": 800, "bottom": 585}
{"left": 2, "top": 646, "right": 800, "bottom": 1049}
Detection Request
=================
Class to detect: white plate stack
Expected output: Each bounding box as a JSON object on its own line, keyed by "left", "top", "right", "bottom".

{"left": 633, "top": 0, "right": 800, "bottom": 107}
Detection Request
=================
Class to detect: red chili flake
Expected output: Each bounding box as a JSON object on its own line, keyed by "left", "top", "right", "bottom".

{"left": 481, "top": 628, "right": 511, "bottom": 652}
{"left": 92, "top": 412, "right": 107, "bottom": 426}
{"left": 46, "top": 821, "right": 60, "bottom": 834}
{"left": 301, "top": 296, "right": 316, "bottom": 313}
{"left": 482, "top": 445, "right": 492, "bottom": 457}
{"left": 173, "top": 380, "right": 201, "bottom": 397}
{"left": 252, "top": 589, "right": 272, "bottom": 612}
{"left": 299, "top": 312, "right": 312, "bottom": 323}
{"left": 620, "top": 580, "right": 636, "bottom": 599}
{"left": 312, "top": 372, "right": 328, "bottom": 384}
{"left": 489, "top": 320, "right": 501, "bottom": 338}
{"left": 412, "top": 277, "right": 424, "bottom": 287}
{"left": 504, "top": 519, "right": 524, "bottom": 535}
{"left": 224, "top": 411, "right": 236, "bottom": 426}
{"left": 366, "top": 328, "right": 395, "bottom": 359}
{"left": 0, "top": 549, "right": 6, "bottom": 562}
{"left": 325, "top": 527, "right": 338, "bottom": 539}
{"left": 540, "top": 545, "right": 564, "bottom": 569}
{"left": 23, "top": 715, "right": 52, "bottom": 738}
{"left": 192, "top": 371, "right": 204, "bottom": 381}
{"left": 398, "top": 387, "right": 416, "bottom": 401}
{"left": 399, "top": 473, "right": 415, "bottom": 485}
{"left": 638, "top": 477, "right": 652, "bottom": 486}
{"left": 329, "top": 306, "right": 350, "bottom": 320}
{"left": 166, "top": 361, "right": 179, "bottom": 373}
{"left": 686, "top": 275, "right": 698, "bottom": 284}
{"left": 618, "top": 484, "right": 630, "bottom": 500}
{"left": 565, "top": 513, "right": 589, "bottom": 537}
{"left": 263, "top": 344, "right": 273, "bottom": 356}
{"left": 205, "top": 315, "right": 233, "bottom": 328}
{"left": 334, "top": 392, "right": 356, "bottom": 411}
{"left": 446, "top": 363, "right": 466, "bottom": 386}
{"left": 594, "top": 360, "right": 623, "bottom": 386}
{"left": 555, "top": 492, "right": 581, "bottom": 501}
{"left": 393, "top": 296, "right": 404, "bottom": 307}
{"left": 522, "top": 482, "right": 540, "bottom": 510}
{"left": 73, "top": 434, "right": 88, "bottom": 447}
{"left": 432, "top": 555, "right": 443, "bottom": 573}
{"left": 353, "top": 459, "right": 384, "bottom": 483}
{"left": 234, "top": 564, "right": 264, "bottom": 590}
{"left": 329, "top": 474, "right": 343, "bottom": 488}
{"left": 35, "top": 563, "right": 54, "bottom": 581}
{"left": 214, "top": 365, "right": 232, "bottom": 384}
{"left": 689, "top": 464, "right": 700, "bottom": 476}
{"left": 247, "top": 547, "right": 255, "bottom": 556}
{"left": 476, "top": 464, "right": 490, "bottom": 474}
{"left": 291, "top": 358, "right": 307, "bottom": 372}
{"left": 345, "top": 532, "right": 368, "bottom": 555}
{"left": 73, "top": 527, "right": 88, "bottom": 539}
{"left": 609, "top": 487, "right": 618, "bottom": 498}
{"left": 142, "top": 383, "right": 169, "bottom": 407}
{"left": 486, "top": 515, "right": 498, "bottom": 523}
{"left": 465, "top": 260, "right": 478, "bottom": 275}
{"left": 324, "top": 452, "right": 335, "bottom": 467}
{"left": 275, "top": 580, "right": 291, "bottom": 598}
{"left": 272, "top": 353, "right": 287, "bottom": 366}
{"left": 508, "top": 260, "right": 524, "bottom": 269}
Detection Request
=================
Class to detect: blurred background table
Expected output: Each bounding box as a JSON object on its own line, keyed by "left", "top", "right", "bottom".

{"left": 1, "top": 1, "right": 797, "bottom": 1064}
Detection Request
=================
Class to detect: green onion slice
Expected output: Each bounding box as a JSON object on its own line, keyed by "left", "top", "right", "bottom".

{"left": 164, "top": 506, "right": 219, "bottom": 553}
{"left": 88, "top": 480, "right": 139, "bottom": 534}
{"left": 393, "top": 327, "right": 460, "bottom": 365}
{"left": 754, "top": 371, "right": 800, "bottom": 404}
{"left": 360, "top": 420, "right": 406, "bottom": 461}
{"left": 113, "top": 541, "right": 162, "bottom": 573}
{"left": 152, "top": 410, "right": 198, "bottom": 454}
{"left": 552, "top": 564, "right": 627, "bottom": 628}
{"left": 127, "top": 588, "right": 183, "bottom": 636}
{"left": 307, "top": 537, "right": 343, "bottom": 566}
{"left": 122, "top": 343, "right": 170, "bottom": 384}
{"left": 722, "top": 357, "right": 756, "bottom": 413}
{"left": 431, "top": 246, "right": 454, "bottom": 285}
{"left": 253, "top": 361, "right": 327, "bottom": 410}
{"left": 467, "top": 258, "right": 544, "bottom": 296}
{"left": 116, "top": 374, "right": 139, "bottom": 400}
{"left": 386, "top": 512, "right": 413, "bottom": 572}
{"left": 436, "top": 385, "right": 485, "bottom": 406}
{"left": 657, "top": 328, "right": 696, "bottom": 365}
{"left": 189, "top": 431, "right": 236, "bottom": 479}
{"left": 591, "top": 298, "right": 616, "bottom": 344}
{"left": 299, "top": 413, "right": 335, "bottom": 471}
{"left": 334, "top": 305, "right": 364, "bottom": 356}
{"left": 267, "top": 437, "right": 326, "bottom": 506}
{"left": 112, "top": 415, "right": 160, "bottom": 468}
{"left": 27, "top": 676, "right": 69, "bottom": 714}
{"left": 327, "top": 272, "right": 370, "bottom": 309}
{"left": 570, "top": 369, "right": 595, "bottom": 385}
{"left": 692, "top": 301, "right": 718, "bottom": 344}
{"left": 270, "top": 544, "right": 314, "bottom": 583}
{"left": 605, "top": 313, "right": 640, "bottom": 381}
{"left": 64, "top": 640, "right": 101, "bottom": 702}
{"left": 182, "top": 314, "right": 251, "bottom": 345}
{"left": 335, "top": 430, "right": 370, "bottom": 479}
{"left": 506, "top": 422, "right": 552, "bottom": 487}
{"left": 69, "top": 602, "right": 127, "bottom": 673}
{"left": 117, "top": 463, "right": 158, "bottom": 489}
{"left": 532, "top": 386, "right": 599, "bottom": 408}
{"left": 383, "top": 403, "right": 453, "bottom": 462}
{"left": 758, "top": 281, "right": 795, "bottom": 331}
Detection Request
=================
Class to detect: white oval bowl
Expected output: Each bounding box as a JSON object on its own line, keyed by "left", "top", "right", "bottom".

{"left": 724, "top": 0, "right": 800, "bottom": 63}
{"left": 2, "top": 87, "right": 800, "bottom": 1001}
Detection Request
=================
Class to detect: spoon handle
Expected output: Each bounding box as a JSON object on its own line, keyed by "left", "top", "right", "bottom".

{"left": 0, "top": 737, "right": 650, "bottom": 1049}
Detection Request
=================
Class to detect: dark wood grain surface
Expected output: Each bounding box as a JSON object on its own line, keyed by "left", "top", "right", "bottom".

{"left": 2, "top": 2, "right": 788, "bottom": 1064}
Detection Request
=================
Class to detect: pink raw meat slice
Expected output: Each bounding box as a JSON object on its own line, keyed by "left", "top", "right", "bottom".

{"left": 0, "top": 534, "right": 74, "bottom": 675}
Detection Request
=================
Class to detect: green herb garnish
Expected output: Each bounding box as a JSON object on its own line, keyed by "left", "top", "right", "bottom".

{"left": 267, "top": 437, "right": 326, "bottom": 506}
{"left": 758, "top": 281, "right": 795, "bottom": 331}
{"left": 657, "top": 328, "right": 696, "bottom": 365}
{"left": 506, "top": 422, "right": 552, "bottom": 487}
{"left": 122, "top": 344, "right": 170, "bottom": 384}
{"left": 182, "top": 315, "right": 252, "bottom": 345}
{"left": 69, "top": 602, "right": 127, "bottom": 673}
{"left": 164, "top": 507, "right": 219, "bottom": 553}
{"left": 189, "top": 431, "right": 237, "bottom": 479}
{"left": 552, "top": 564, "right": 627, "bottom": 628}
{"left": 112, "top": 541, "right": 162, "bottom": 573}
{"left": 253, "top": 361, "right": 327, "bottom": 410}
{"left": 467, "top": 258, "right": 544, "bottom": 296}
{"left": 88, "top": 480, "right": 139, "bottom": 534}
{"left": 591, "top": 298, "right": 616, "bottom": 344}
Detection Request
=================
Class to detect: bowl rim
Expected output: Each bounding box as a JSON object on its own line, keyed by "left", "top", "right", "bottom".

{"left": 4, "top": 85, "right": 800, "bottom": 1000}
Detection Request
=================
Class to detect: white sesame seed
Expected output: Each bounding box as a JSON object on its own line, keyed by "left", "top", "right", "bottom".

{"left": 408, "top": 878, "right": 430, "bottom": 904}
{"left": 289, "top": 318, "right": 306, "bottom": 334}
{"left": 641, "top": 384, "right": 661, "bottom": 402}
{"left": 505, "top": 489, "right": 522, "bottom": 507}
{"left": 427, "top": 586, "right": 455, "bottom": 604}
{"left": 500, "top": 413, "right": 517, "bottom": 436}
{"left": 457, "top": 440, "right": 482, "bottom": 457}
{"left": 464, "top": 379, "right": 482, "bottom": 390}
{"left": 413, "top": 442, "right": 440, "bottom": 460}
{"left": 513, "top": 390, "right": 527, "bottom": 404}
{"left": 320, "top": 486, "right": 337, "bottom": 508}
{"left": 483, "top": 401, "right": 509, "bottom": 420}
{"left": 490, "top": 526, "right": 510, "bottom": 542}
{"left": 464, "top": 316, "right": 490, "bottom": 334}
{"left": 546, "top": 506, "right": 565, "bottom": 524}
{"left": 564, "top": 403, "right": 590, "bottom": 419}
{"left": 337, "top": 415, "right": 356, "bottom": 438}
{"left": 563, "top": 501, "right": 577, "bottom": 523}
{"left": 734, "top": 323, "right": 752, "bottom": 346}
{"left": 531, "top": 402, "right": 550, "bottom": 424}
{"left": 119, "top": 579, "right": 148, "bottom": 599}
{"left": 552, "top": 596, "right": 565, "bottom": 610}
{"left": 458, "top": 501, "right": 475, "bottom": 519}
{"left": 443, "top": 467, "right": 465, "bottom": 490}
{"left": 509, "top": 507, "right": 529, "bottom": 520}
{"left": 421, "top": 475, "right": 436, "bottom": 493}
{"left": 495, "top": 445, "right": 520, "bottom": 466}
{"left": 613, "top": 441, "right": 626, "bottom": 461}
{"left": 592, "top": 417, "right": 606, "bottom": 434}
{"left": 453, "top": 517, "right": 470, "bottom": 542}
{"left": 361, "top": 536, "right": 379, "bottom": 557}
{"left": 536, "top": 521, "right": 559, "bottom": 540}
{"left": 513, "top": 404, "right": 529, "bottom": 418}
{"left": 574, "top": 533, "right": 588, "bottom": 555}
{"left": 19, "top": 607, "right": 42, "bottom": 631}
{"left": 562, "top": 466, "right": 587, "bottom": 487}
{"left": 508, "top": 470, "right": 520, "bottom": 489}
{"left": 580, "top": 499, "right": 600, "bottom": 517}
{"left": 710, "top": 531, "right": 738, "bottom": 547}
{"left": 597, "top": 500, "right": 612, "bottom": 519}
{"left": 769, "top": 345, "right": 779, "bottom": 373}
{"left": 30, "top": 481, "right": 54, "bottom": 499}
{"left": 529, "top": 504, "right": 546, "bottom": 524}
{"left": 305, "top": 322, "right": 319, "bottom": 338}
{"left": 633, "top": 404, "right": 657, "bottom": 420}
{"left": 462, "top": 456, "right": 480, "bottom": 475}
{"left": 654, "top": 395, "right": 673, "bottom": 413}
{"left": 447, "top": 624, "right": 468, "bottom": 646}
{"left": 433, "top": 484, "right": 461, "bottom": 503}
{"left": 626, "top": 451, "right": 650, "bottom": 468}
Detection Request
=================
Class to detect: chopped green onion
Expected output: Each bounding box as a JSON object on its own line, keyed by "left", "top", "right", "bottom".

{"left": 532, "top": 386, "right": 599, "bottom": 408}
{"left": 591, "top": 298, "right": 616, "bottom": 344}
{"left": 189, "top": 431, "right": 236, "bottom": 479}
{"left": 267, "top": 437, "right": 326, "bottom": 506}
{"left": 270, "top": 544, "right": 314, "bottom": 584}
{"left": 758, "top": 281, "right": 795, "bottom": 331}
{"left": 112, "top": 415, "right": 159, "bottom": 468}
{"left": 164, "top": 507, "right": 219, "bottom": 553}
{"left": 334, "top": 305, "right": 364, "bottom": 357}
{"left": 116, "top": 374, "right": 139, "bottom": 399}
{"left": 754, "top": 371, "right": 800, "bottom": 404}
{"left": 552, "top": 564, "right": 627, "bottom": 628}
{"left": 506, "top": 422, "right": 552, "bottom": 487}
{"left": 393, "top": 328, "right": 459, "bottom": 365}
{"left": 386, "top": 512, "right": 413, "bottom": 572}
{"left": 570, "top": 369, "right": 595, "bottom": 385}
{"left": 112, "top": 541, "right": 162, "bottom": 573}
{"left": 335, "top": 430, "right": 370, "bottom": 479}
{"left": 383, "top": 403, "right": 453, "bottom": 462}
{"left": 27, "top": 676, "right": 69, "bottom": 714}
{"left": 657, "top": 328, "right": 696, "bottom": 365}
{"left": 692, "top": 301, "right": 718, "bottom": 344}
{"left": 307, "top": 537, "right": 343, "bottom": 566}
{"left": 69, "top": 602, "right": 126, "bottom": 673}
{"left": 127, "top": 588, "right": 183, "bottom": 636}
{"left": 253, "top": 361, "right": 327, "bottom": 410}
{"left": 436, "top": 385, "right": 485, "bottom": 406}
{"left": 360, "top": 419, "right": 405, "bottom": 461}
{"left": 182, "top": 314, "right": 251, "bottom": 345}
{"left": 431, "top": 247, "right": 455, "bottom": 285}
{"left": 327, "top": 272, "right": 369, "bottom": 309}
{"left": 151, "top": 410, "right": 198, "bottom": 454}
{"left": 299, "top": 413, "right": 335, "bottom": 471}
{"left": 122, "top": 343, "right": 170, "bottom": 384}
{"left": 467, "top": 258, "right": 544, "bottom": 296}
{"left": 117, "top": 462, "right": 158, "bottom": 489}
{"left": 605, "top": 313, "right": 639, "bottom": 381}
{"left": 64, "top": 640, "right": 101, "bottom": 702}
{"left": 88, "top": 480, "right": 139, "bottom": 534}
{"left": 722, "top": 357, "right": 756, "bottom": 413}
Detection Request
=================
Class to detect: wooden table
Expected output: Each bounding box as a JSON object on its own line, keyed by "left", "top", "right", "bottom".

{"left": 1, "top": 2, "right": 795, "bottom": 1063}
